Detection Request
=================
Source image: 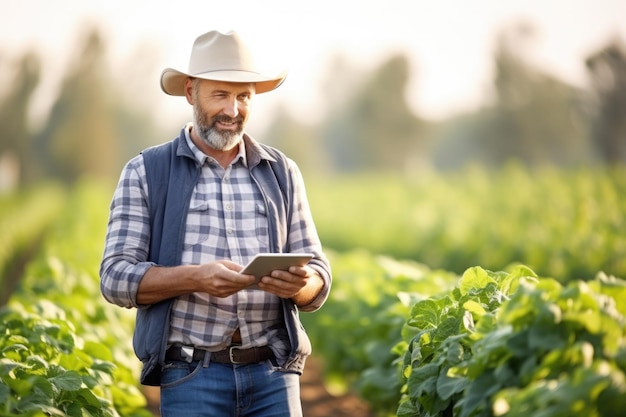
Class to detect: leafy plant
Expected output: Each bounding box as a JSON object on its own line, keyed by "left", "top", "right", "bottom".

{"left": 0, "top": 183, "right": 65, "bottom": 304}
{"left": 397, "top": 266, "right": 626, "bottom": 417}
{"left": 1, "top": 180, "right": 150, "bottom": 417}
{"left": 0, "top": 301, "right": 121, "bottom": 416}
{"left": 301, "top": 250, "right": 458, "bottom": 415}
{"left": 308, "top": 166, "right": 626, "bottom": 281}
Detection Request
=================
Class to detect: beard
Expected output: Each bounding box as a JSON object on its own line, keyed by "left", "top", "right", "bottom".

{"left": 192, "top": 103, "right": 245, "bottom": 151}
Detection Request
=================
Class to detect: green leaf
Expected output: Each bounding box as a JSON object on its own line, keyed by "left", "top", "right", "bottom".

{"left": 436, "top": 368, "right": 467, "bottom": 401}
{"left": 90, "top": 360, "right": 117, "bottom": 375}
{"left": 83, "top": 340, "right": 113, "bottom": 362}
{"left": 0, "top": 358, "right": 23, "bottom": 376}
{"left": 463, "top": 300, "right": 487, "bottom": 317}
{"left": 459, "top": 267, "right": 496, "bottom": 296}
{"left": 434, "top": 317, "right": 462, "bottom": 343}
{"left": 66, "top": 402, "right": 87, "bottom": 417}
{"left": 0, "top": 382, "right": 10, "bottom": 404}
{"left": 527, "top": 323, "right": 564, "bottom": 351}
{"left": 32, "top": 375, "right": 55, "bottom": 399}
{"left": 505, "top": 264, "right": 538, "bottom": 285}
{"left": 25, "top": 355, "right": 49, "bottom": 374}
{"left": 457, "top": 372, "right": 499, "bottom": 417}
{"left": 408, "top": 299, "right": 440, "bottom": 329}
{"left": 1, "top": 343, "right": 29, "bottom": 361}
{"left": 59, "top": 348, "right": 93, "bottom": 372}
{"left": 397, "top": 399, "right": 420, "bottom": 417}
{"left": 407, "top": 362, "right": 439, "bottom": 398}
{"left": 75, "top": 387, "right": 105, "bottom": 408}
{"left": 49, "top": 370, "right": 82, "bottom": 391}
{"left": 443, "top": 336, "right": 466, "bottom": 365}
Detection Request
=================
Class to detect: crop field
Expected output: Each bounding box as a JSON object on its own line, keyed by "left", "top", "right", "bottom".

{"left": 306, "top": 164, "right": 626, "bottom": 281}
{"left": 1, "top": 166, "right": 625, "bottom": 416}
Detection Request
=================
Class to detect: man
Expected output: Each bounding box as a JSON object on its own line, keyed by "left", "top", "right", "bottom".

{"left": 100, "top": 30, "right": 331, "bottom": 417}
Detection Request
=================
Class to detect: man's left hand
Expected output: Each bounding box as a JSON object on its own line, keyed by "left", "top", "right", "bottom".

{"left": 257, "top": 265, "right": 323, "bottom": 306}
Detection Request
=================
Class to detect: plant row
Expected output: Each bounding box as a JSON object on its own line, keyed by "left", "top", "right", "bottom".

{"left": 0, "top": 180, "right": 150, "bottom": 417}
{"left": 0, "top": 183, "right": 66, "bottom": 305}
{"left": 2, "top": 172, "right": 625, "bottom": 416}
{"left": 396, "top": 265, "right": 626, "bottom": 417}
{"left": 307, "top": 165, "right": 626, "bottom": 282}
{"left": 303, "top": 252, "right": 626, "bottom": 416}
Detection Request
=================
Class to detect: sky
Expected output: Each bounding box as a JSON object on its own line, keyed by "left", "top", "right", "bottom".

{"left": 1, "top": 0, "right": 625, "bottom": 132}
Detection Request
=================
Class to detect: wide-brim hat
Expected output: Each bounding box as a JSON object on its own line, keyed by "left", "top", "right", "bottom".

{"left": 160, "top": 30, "right": 287, "bottom": 96}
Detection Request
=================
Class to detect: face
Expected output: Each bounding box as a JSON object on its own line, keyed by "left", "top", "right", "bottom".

{"left": 189, "top": 79, "right": 255, "bottom": 151}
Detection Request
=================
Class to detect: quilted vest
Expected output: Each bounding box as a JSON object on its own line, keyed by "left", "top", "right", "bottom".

{"left": 134, "top": 128, "right": 311, "bottom": 385}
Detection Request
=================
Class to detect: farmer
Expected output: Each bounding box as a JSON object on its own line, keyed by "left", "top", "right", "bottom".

{"left": 99, "top": 29, "right": 332, "bottom": 416}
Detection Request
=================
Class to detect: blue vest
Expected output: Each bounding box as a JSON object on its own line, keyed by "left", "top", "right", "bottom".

{"left": 135, "top": 129, "right": 311, "bottom": 385}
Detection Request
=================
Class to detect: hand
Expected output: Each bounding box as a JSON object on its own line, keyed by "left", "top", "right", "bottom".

{"left": 137, "top": 260, "right": 256, "bottom": 304}
{"left": 256, "top": 265, "right": 316, "bottom": 299}
{"left": 195, "top": 260, "right": 257, "bottom": 297}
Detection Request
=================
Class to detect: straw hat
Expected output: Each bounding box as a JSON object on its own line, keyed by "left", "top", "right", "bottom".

{"left": 160, "top": 30, "right": 287, "bottom": 96}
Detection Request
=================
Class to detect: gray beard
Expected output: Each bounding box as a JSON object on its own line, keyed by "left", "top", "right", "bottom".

{"left": 197, "top": 127, "right": 243, "bottom": 151}
{"left": 193, "top": 106, "right": 243, "bottom": 151}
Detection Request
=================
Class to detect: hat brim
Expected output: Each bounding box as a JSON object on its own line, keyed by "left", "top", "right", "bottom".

{"left": 160, "top": 68, "right": 287, "bottom": 96}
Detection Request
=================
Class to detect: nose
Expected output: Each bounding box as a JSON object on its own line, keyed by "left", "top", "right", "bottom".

{"left": 223, "top": 97, "right": 239, "bottom": 118}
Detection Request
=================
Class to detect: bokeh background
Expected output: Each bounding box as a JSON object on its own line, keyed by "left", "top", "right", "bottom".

{"left": 2, "top": 2, "right": 626, "bottom": 415}
{"left": 1, "top": 0, "right": 625, "bottom": 186}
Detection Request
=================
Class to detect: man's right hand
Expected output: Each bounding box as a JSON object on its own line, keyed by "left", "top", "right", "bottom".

{"left": 195, "top": 260, "right": 257, "bottom": 297}
{"left": 136, "top": 261, "right": 256, "bottom": 305}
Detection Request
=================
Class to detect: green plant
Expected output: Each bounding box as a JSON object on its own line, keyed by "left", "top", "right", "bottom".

{"left": 0, "top": 183, "right": 65, "bottom": 304}
{"left": 0, "top": 301, "right": 123, "bottom": 416}
{"left": 1, "top": 180, "right": 150, "bottom": 417}
{"left": 397, "top": 266, "right": 626, "bottom": 417}
{"left": 308, "top": 166, "right": 626, "bottom": 281}
{"left": 301, "top": 250, "right": 458, "bottom": 415}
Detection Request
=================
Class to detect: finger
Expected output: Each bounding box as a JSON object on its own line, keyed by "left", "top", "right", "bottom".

{"left": 287, "top": 265, "right": 313, "bottom": 277}
{"left": 218, "top": 259, "right": 245, "bottom": 271}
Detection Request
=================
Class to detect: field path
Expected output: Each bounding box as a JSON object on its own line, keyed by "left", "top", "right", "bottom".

{"left": 301, "top": 356, "right": 375, "bottom": 417}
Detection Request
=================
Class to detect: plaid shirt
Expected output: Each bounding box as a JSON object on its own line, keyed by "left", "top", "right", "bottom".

{"left": 100, "top": 126, "right": 329, "bottom": 361}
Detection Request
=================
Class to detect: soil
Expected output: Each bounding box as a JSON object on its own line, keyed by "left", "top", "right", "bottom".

{"left": 142, "top": 355, "right": 376, "bottom": 417}
{"left": 300, "top": 356, "right": 376, "bottom": 417}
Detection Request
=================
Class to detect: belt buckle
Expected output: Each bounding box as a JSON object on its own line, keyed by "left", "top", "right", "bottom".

{"left": 228, "top": 346, "right": 244, "bottom": 364}
{"left": 180, "top": 345, "right": 195, "bottom": 363}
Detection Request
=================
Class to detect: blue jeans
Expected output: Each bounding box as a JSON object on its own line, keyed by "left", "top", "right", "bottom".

{"left": 159, "top": 359, "right": 302, "bottom": 417}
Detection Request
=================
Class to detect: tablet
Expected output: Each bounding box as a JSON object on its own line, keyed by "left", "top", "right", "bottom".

{"left": 241, "top": 253, "right": 314, "bottom": 287}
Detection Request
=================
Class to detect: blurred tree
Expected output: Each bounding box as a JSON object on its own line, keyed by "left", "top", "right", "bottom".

{"left": 487, "top": 24, "right": 592, "bottom": 167}
{"left": 262, "top": 104, "right": 332, "bottom": 178}
{"left": 0, "top": 51, "right": 41, "bottom": 185}
{"left": 262, "top": 53, "right": 430, "bottom": 174}
{"left": 109, "top": 37, "right": 167, "bottom": 163}
{"left": 320, "top": 53, "right": 429, "bottom": 173}
{"left": 585, "top": 38, "right": 626, "bottom": 165}
{"left": 35, "top": 29, "right": 120, "bottom": 183}
{"left": 434, "top": 23, "right": 594, "bottom": 169}
{"left": 32, "top": 26, "right": 162, "bottom": 184}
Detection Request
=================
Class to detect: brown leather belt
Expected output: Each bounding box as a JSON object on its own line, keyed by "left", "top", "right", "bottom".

{"left": 165, "top": 344, "right": 274, "bottom": 364}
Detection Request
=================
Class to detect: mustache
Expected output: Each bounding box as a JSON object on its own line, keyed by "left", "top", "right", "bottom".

{"left": 212, "top": 114, "right": 244, "bottom": 125}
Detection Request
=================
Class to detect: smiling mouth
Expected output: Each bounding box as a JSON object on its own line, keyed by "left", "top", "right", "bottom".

{"left": 214, "top": 116, "right": 242, "bottom": 131}
{"left": 217, "top": 120, "right": 238, "bottom": 130}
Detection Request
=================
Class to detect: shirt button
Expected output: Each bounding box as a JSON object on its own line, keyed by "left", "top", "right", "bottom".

{"left": 227, "top": 228, "right": 233, "bottom": 234}
{"left": 225, "top": 203, "right": 233, "bottom": 210}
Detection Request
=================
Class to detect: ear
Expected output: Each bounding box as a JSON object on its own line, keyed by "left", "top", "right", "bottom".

{"left": 184, "top": 78, "right": 194, "bottom": 104}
